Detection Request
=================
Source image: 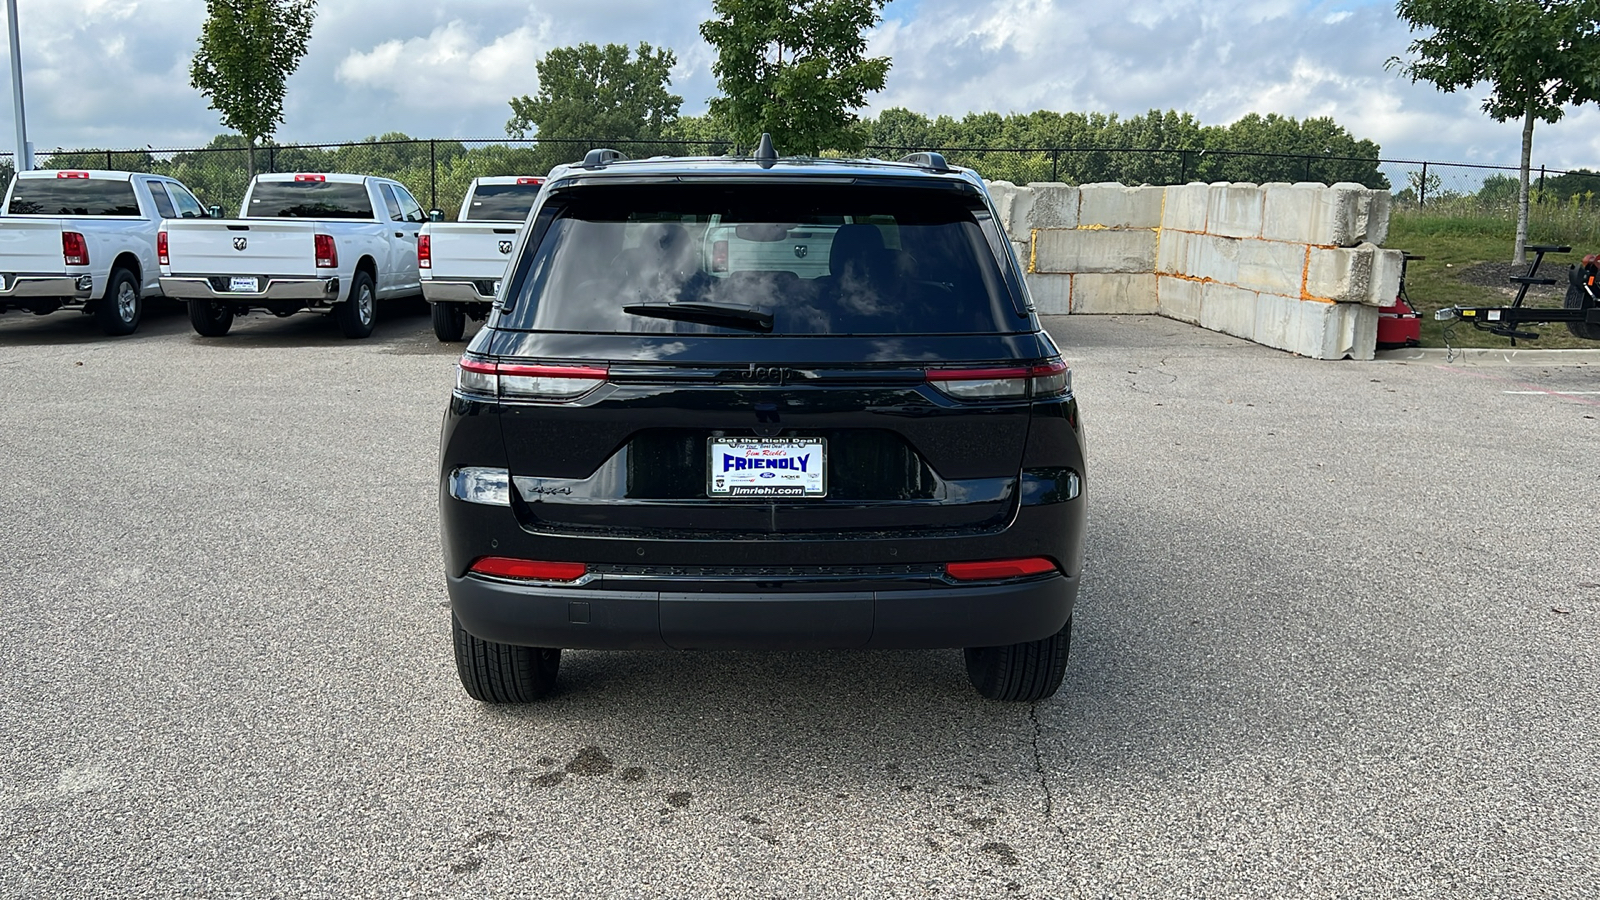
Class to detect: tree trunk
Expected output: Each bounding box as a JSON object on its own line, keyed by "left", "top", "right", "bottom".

{"left": 1514, "top": 101, "right": 1535, "bottom": 266}
{"left": 247, "top": 136, "right": 257, "bottom": 180}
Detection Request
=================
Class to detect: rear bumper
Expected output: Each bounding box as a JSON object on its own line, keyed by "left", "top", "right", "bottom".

{"left": 160, "top": 275, "right": 340, "bottom": 304}
{"left": 449, "top": 570, "right": 1077, "bottom": 651}
{"left": 422, "top": 279, "right": 494, "bottom": 304}
{"left": 0, "top": 274, "right": 92, "bottom": 300}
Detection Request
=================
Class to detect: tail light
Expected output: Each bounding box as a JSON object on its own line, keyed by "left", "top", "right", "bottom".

{"left": 294, "top": 174, "right": 326, "bottom": 182}
{"left": 157, "top": 230, "right": 169, "bottom": 266}
{"left": 456, "top": 358, "right": 609, "bottom": 402}
{"left": 515, "top": 177, "right": 543, "bottom": 185}
{"left": 63, "top": 232, "right": 89, "bottom": 266}
{"left": 711, "top": 240, "right": 729, "bottom": 273}
{"left": 418, "top": 234, "right": 431, "bottom": 268}
{"left": 57, "top": 171, "right": 89, "bottom": 179}
{"left": 945, "top": 558, "right": 1058, "bottom": 581}
{"left": 926, "top": 358, "right": 1070, "bottom": 400}
{"left": 469, "top": 557, "right": 587, "bottom": 582}
{"left": 314, "top": 234, "right": 338, "bottom": 268}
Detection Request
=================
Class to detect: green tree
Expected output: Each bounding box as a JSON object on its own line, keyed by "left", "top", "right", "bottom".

{"left": 1540, "top": 166, "right": 1600, "bottom": 202}
{"left": 1390, "top": 0, "right": 1600, "bottom": 263}
{"left": 505, "top": 42, "right": 682, "bottom": 171}
{"left": 701, "top": 0, "right": 891, "bottom": 156}
{"left": 662, "top": 113, "right": 736, "bottom": 155}
{"left": 190, "top": 0, "right": 317, "bottom": 179}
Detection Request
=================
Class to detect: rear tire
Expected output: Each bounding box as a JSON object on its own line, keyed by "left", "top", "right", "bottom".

{"left": 452, "top": 614, "right": 561, "bottom": 702}
{"left": 431, "top": 301, "right": 466, "bottom": 342}
{"left": 335, "top": 270, "right": 376, "bottom": 339}
{"left": 1565, "top": 265, "right": 1600, "bottom": 341}
{"left": 964, "top": 617, "right": 1071, "bottom": 702}
{"left": 96, "top": 267, "right": 141, "bottom": 336}
{"left": 188, "top": 298, "right": 234, "bottom": 337}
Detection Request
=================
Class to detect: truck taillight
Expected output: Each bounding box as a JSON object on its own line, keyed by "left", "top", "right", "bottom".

{"left": 314, "top": 234, "right": 338, "bottom": 268}
{"left": 294, "top": 174, "right": 326, "bottom": 182}
{"left": 63, "top": 232, "right": 89, "bottom": 266}
{"left": 925, "top": 358, "right": 1071, "bottom": 400}
{"left": 456, "top": 358, "right": 609, "bottom": 402}
{"left": 418, "top": 234, "right": 431, "bottom": 268}
{"left": 945, "top": 558, "right": 1058, "bottom": 581}
{"left": 469, "top": 558, "right": 587, "bottom": 582}
{"left": 157, "top": 230, "right": 169, "bottom": 266}
{"left": 57, "top": 171, "right": 89, "bottom": 179}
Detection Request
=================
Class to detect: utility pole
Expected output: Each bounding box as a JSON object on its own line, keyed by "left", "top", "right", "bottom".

{"left": 4, "top": 0, "right": 30, "bottom": 171}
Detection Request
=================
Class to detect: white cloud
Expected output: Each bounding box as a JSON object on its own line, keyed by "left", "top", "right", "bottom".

{"left": 335, "top": 20, "right": 552, "bottom": 116}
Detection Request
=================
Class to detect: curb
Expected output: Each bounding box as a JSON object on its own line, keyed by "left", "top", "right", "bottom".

{"left": 1374, "top": 347, "right": 1600, "bottom": 366}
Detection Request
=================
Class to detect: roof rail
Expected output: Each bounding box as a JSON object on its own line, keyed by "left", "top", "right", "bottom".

{"left": 899, "top": 151, "right": 950, "bottom": 173}
{"left": 580, "top": 148, "right": 625, "bottom": 168}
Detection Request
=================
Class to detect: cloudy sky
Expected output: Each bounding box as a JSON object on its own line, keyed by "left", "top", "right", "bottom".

{"left": 7, "top": 0, "right": 1599, "bottom": 170}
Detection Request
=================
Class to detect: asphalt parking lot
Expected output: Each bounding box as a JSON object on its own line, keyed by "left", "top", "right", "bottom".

{"left": 1, "top": 301, "right": 1596, "bottom": 898}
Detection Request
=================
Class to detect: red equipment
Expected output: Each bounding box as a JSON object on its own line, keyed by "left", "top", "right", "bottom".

{"left": 1376, "top": 253, "right": 1423, "bottom": 350}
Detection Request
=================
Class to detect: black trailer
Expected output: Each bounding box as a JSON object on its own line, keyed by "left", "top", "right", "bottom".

{"left": 1435, "top": 244, "right": 1600, "bottom": 343}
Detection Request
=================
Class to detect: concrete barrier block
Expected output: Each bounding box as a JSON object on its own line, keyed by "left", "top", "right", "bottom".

{"left": 1369, "top": 247, "right": 1404, "bottom": 306}
{"left": 1155, "top": 228, "right": 1192, "bottom": 275}
{"left": 1305, "top": 244, "right": 1374, "bottom": 304}
{"left": 1251, "top": 292, "right": 1302, "bottom": 352}
{"left": 1009, "top": 240, "right": 1031, "bottom": 270}
{"left": 1020, "top": 184, "right": 1078, "bottom": 229}
{"left": 1161, "top": 183, "right": 1209, "bottom": 233}
{"left": 1025, "top": 273, "right": 1072, "bottom": 315}
{"left": 1207, "top": 183, "right": 1264, "bottom": 239}
{"left": 1199, "top": 282, "right": 1259, "bottom": 340}
{"left": 1235, "top": 239, "right": 1309, "bottom": 296}
{"left": 1288, "top": 299, "right": 1379, "bottom": 359}
{"left": 1306, "top": 242, "right": 1400, "bottom": 305}
{"left": 1191, "top": 233, "right": 1241, "bottom": 285}
{"left": 990, "top": 182, "right": 1038, "bottom": 237}
{"left": 987, "top": 180, "right": 1017, "bottom": 223}
{"left": 1078, "top": 183, "right": 1164, "bottom": 229}
{"left": 1260, "top": 183, "right": 1368, "bottom": 246}
{"left": 1157, "top": 276, "right": 1203, "bottom": 324}
{"left": 1071, "top": 273, "right": 1159, "bottom": 314}
{"left": 1360, "top": 188, "right": 1392, "bottom": 247}
{"left": 1033, "top": 229, "right": 1157, "bottom": 274}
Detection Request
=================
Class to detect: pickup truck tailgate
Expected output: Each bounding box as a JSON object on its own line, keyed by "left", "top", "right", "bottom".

{"left": 0, "top": 219, "right": 66, "bottom": 275}
{"left": 163, "top": 219, "right": 320, "bottom": 277}
{"left": 427, "top": 223, "right": 519, "bottom": 280}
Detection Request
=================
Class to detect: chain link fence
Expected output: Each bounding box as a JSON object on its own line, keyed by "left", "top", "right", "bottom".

{"left": 0, "top": 136, "right": 1591, "bottom": 240}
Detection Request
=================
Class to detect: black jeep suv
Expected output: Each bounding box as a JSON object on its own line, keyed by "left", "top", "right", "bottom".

{"left": 439, "top": 146, "right": 1087, "bottom": 702}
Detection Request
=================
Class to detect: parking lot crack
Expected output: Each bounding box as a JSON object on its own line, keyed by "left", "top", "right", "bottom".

{"left": 1028, "top": 703, "right": 1065, "bottom": 837}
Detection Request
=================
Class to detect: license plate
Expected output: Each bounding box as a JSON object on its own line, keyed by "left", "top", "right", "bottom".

{"left": 708, "top": 437, "right": 826, "bottom": 498}
{"left": 229, "top": 276, "right": 260, "bottom": 293}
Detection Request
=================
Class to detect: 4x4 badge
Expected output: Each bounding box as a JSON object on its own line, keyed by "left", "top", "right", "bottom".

{"left": 233, "top": 237, "right": 248, "bottom": 251}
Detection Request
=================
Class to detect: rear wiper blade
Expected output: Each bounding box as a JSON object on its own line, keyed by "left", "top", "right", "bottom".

{"left": 622, "top": 302, "right": 774, "bottom": 332}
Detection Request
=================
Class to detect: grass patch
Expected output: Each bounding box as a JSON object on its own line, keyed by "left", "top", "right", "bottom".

{"left": 1386, "top": 208, "right": 1597, "bottom": 349}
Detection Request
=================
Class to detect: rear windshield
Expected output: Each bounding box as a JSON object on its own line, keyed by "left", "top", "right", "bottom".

{"left": 499, "top": 183, "right": 1024, "bottom": 335}
{"left": 7, "top": 178, "right": 141, "bottom": 216}
{"left": 465, "top": 183, "right": 543, "bottom": 221}
{"left": 246, "top": 181, "right": 373, "bottom": 219}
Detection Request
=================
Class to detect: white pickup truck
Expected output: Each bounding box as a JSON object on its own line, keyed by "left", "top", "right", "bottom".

{"left": 159, "top": 173, "right": 426, "bottom": 338}
{"left": 419, "top": 175, "right": 545, "bottom": 341}
{"left": 0, "top": 169, "right": 209, "bottom": 335}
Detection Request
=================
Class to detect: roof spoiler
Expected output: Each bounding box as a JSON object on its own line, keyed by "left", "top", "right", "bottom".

{"left": 899, "top": 152, "right": 951, "bottom": 173}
